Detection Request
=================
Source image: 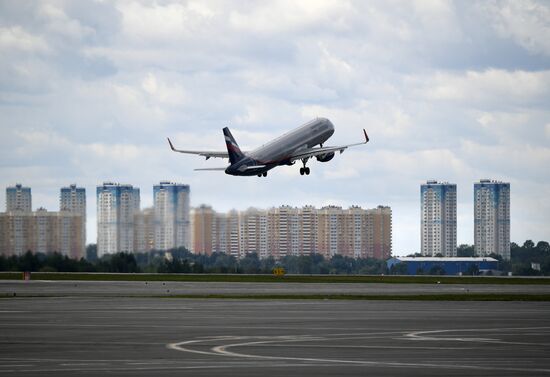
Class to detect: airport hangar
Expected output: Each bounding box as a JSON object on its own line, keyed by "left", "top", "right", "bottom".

{"left": 386, "top": 256, "right": 499, "bottom": 275}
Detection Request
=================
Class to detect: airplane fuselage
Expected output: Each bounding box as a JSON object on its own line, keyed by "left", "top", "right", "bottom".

{"left": 225, "top": 118, "right": 334, "bottom": 176}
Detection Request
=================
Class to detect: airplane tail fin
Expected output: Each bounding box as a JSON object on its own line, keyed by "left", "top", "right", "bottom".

{"left": 223, "top": 127, "right": 244, "bottom": 164}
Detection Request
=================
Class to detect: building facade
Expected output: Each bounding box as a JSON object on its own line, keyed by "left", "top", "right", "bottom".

{"left": 190, "top": 205, "right": 392, "bottom": 260}
{"left": 474, "top": 180, "right": 511, "bottom": 260}
{"left": 0, "top": 209, "right": 84, "bottom": 258}
{"left": 134, "top": 207, "right": 154, "bottom": 253}
{"left": 153, "top": 182, "right": 190, "bottom": 251}
{"left": 6, "top": 184, "right": 32, "bottom": 212}
{"left": 96, "top": 182, "right": 140, "bottom": 256}
{"left": 367, "top": 206, "right": 392, "bottom": 260}
{"left": 239, "top": 207, "right": 268, "bottom": 258}
{"left": 190, "top": 205, "right": 215, "bottom": 255}
{"left": 60, "top": 184, "right": 86, "bottom": 256}
{"left": 421, "top": 181, "right": 457, "bottom": 257}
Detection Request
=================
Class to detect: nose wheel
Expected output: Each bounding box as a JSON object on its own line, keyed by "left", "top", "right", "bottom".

{"left": 257, "top": 172, "right": 268, "bottom": 177}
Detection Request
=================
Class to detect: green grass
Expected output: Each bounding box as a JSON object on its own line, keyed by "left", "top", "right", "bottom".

{"left": 1, "top": 271, "right": 549, "bottom": 284}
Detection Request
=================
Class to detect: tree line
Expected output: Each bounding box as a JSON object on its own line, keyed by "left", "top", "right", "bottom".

{"left": 0, "top": 246, "right": 387, "bottom": 275}
{"left": 1, "top": 240, "right": 548, "bottom": 275}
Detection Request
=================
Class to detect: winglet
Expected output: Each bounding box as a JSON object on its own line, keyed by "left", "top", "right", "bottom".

{"left": 167, "top": 137, "right": 176, "bottom": 151}
{"left": 363, "top": 129, "right": 369, "bottom": 143}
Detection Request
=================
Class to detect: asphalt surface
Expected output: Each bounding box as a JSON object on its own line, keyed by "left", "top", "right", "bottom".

{"left": 3, "top": 279, "right": 550, "bottom": 297}
{"left": 1, "top": 282, "right": 550, "bottom": 376}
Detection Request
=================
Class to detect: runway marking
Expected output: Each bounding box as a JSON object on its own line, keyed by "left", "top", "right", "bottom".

{"left": 405, "top": 326, "right": 550, "bottom": 346}
{"left": 168, "top": 329, "right": 550, "bottom": 373}
{"left": 0, "top": 364, "right": 33, "bottom": 367}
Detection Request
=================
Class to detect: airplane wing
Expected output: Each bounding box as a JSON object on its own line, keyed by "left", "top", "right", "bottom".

{"left": 167, "top": 138, "right": 229, "bottom": 160}
{"left": 288, "top": 129, "right": 369, "bottom": 162}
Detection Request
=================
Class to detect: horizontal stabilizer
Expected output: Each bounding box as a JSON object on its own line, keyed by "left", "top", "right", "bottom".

{"left": 194, "top": 167, "right": 227, "bottom": 171}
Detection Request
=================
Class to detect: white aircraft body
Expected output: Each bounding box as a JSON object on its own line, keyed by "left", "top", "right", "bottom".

{"left": 167, "top": 118, "right": 369, "bottom": 177}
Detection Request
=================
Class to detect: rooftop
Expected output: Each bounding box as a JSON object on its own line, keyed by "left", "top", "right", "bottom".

{"left": 392, "top": 257, "right": 498, "bottom": 262}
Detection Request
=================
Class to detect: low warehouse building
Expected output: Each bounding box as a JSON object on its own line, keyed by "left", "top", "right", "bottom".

{"left": 386, "top": 257, "right": 499, "bottom": 275}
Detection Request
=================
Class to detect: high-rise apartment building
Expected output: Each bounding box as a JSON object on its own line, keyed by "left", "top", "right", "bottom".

{"left": 367, "top": 206, "right": 392, "bottom": 260}
{"left": 301, "top": 205, "right": 318, "bottom": 256}
{"left": 190, "top": 205, "right": 215, "bottom": 255}
{"left": 96, "top": 182, "right": 140, "bottom": 256}
{"left": 210, "top": 210, "right": 240, "bottom": 257}
{"left": 6, "top": 184, "right": 31, "bottom": 212}
{"left": 239, "top": 207, "right": 268, "bottom": 258}
{"left": 267, "top": 205, "right": 302, "bottom": 258}
{"left": 0, "top": 211, "right": 33, "bottom": 256}
{"left": 474, "top": 179, "right": 510, "bottom": 260}
{"left": 317, "top": 206, "right": 344, "bottom": 258}
{"left": 199, "top": 205, "right": 392, "bottom": 260}
{"left": 60, "top": 184, "right": 86, "bottom": 254}
{"left": 421, "top": 181, "right": 457, "bottom": 257}
{"left": 153, "top": 182, "right": 190, "bottom": 251}
{"left": 0, "top": 208, "right": 84, "bottom": 258}
{"left": 134, "top": 207, "right": 154, "bottom": 253}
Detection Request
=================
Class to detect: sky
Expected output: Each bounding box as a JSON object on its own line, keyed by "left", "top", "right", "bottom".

{"left": 0, "top": 0, "right": 549, "bottom": 255}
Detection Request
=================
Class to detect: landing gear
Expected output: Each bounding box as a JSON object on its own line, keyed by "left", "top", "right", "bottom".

{"left": 299, "top": 158, "right": 310, "bottom": 176}
{"left": 257, "top": 172, "right": 268, "bottom": 177}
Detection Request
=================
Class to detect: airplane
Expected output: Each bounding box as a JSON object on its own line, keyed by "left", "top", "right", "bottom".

{"left": 167, "top": 117, "right": 369, "bottom": 177}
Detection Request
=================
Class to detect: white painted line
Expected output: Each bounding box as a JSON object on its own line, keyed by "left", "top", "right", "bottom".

{"left": 168, "top": 330, "right": 550, "bottom": 373}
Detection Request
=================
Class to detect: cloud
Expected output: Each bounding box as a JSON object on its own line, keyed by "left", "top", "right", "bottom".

{"left": 0, "top": 1, "right": 549, "bottom": 253}
{"left": 480, "top": 0, "right": 550, "bottom": 57}
{"left": 0, "top": 26, "right": 50, "bottom": 53}
{"left": 410, "top": 69, "right": 550, "bottom": 108}
{"left": 38, "top": 3, "right": 96, "bottom": 41}
{"left": 229, "top": 0, "right": 352, "bottom": 34}
{"left": 117, "top": 1, "right": 215, "bottom": 42}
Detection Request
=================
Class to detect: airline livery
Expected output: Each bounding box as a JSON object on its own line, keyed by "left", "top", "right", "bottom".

{"left": 167, "top": 118, "right": 369, "bottom": 177}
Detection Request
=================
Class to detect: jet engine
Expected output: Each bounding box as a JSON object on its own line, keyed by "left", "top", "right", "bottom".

{"left": 316, "top": 152, "right": 335, "bottom": 162}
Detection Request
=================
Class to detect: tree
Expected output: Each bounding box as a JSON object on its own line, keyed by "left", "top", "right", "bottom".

{"left": 239, "top": 253, "right": 261, "bottom": 274}
{"left": 260, "top": 256, "right": 276, "bottom": 273}
{"left": 523, "top": 240, "right": 535, "bottom": 250}
{"left": 329, "top": 255, "right": 353, "bottom": 274}
{"left": 102, "top": 252, "right": 139, "bottom": 273}
{"left": 457, "top": 244, "right": 475, "bottom": 257}
{"left": 158, "top": 258, "right": 191, "bottom": 273}
{"left": 20, "top": 250, "right": 40, "bottom": 271}
{"left": 536, "top": 241, "right": 550, "bottom": 254}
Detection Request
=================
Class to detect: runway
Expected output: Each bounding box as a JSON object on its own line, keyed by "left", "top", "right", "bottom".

{"left": 1, "top": 282, "right": 550, "bottom": 376}
{"left": 3, "top": 279, "right": 550, "bottom": 297}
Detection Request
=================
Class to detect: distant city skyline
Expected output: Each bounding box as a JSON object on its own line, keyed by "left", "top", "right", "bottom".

{"left": 0, "top": 179, "right": 518, "bottom": 260}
